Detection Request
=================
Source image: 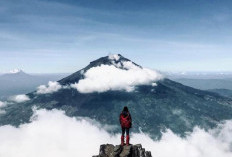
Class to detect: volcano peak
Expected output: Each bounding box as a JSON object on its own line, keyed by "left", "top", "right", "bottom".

{"left": 59, "top": 54, "right": 144, "bottom": 85}
{"left": 8, "top": 69, "right": 25, "bottom": 74}
{"left": 87, "top": 54, "right": 141, "bottom": 70}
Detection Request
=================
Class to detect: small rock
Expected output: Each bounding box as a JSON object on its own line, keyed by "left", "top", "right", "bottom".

{"left": 113, "top": 145, "right": 122, "bottom": 156}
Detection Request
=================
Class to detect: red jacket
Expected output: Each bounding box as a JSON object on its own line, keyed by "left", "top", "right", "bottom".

{"left": 119, "top": 111, "right": 132, "bottom": 128}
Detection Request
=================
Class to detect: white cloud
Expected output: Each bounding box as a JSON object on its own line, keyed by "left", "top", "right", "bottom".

{"left": 108, "top": 54, "right": 120, "bottom": 61}
{"left": 152, "top": 83, "right": 157, "bottom": 86}
{"left": 0, "top": 109, "right": 231, "bottom": 157}
{"left": 10, "top": 94, "right": 30, "bottom": 103}
{"left": 9, "top": 69, "right": 22, "bottom": 74}
{"left": 71, "top": 62, "right": 163, "bottom": 93}
{"left": 36, "top": 81, "right": 62, "bottom": 94}
{"left": 134, "top": 123, "right": 232, "bottom": 157}
{"left": 122, "top": 61, "right": 139, "bottom": 69}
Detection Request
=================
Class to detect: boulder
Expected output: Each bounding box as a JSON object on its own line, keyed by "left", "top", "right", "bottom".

{"left": 93, "top": 144, "right": 152, "bottom": 157}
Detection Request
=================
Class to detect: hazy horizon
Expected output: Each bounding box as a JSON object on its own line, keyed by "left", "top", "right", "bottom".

{"left": 2, "top": 68, "right": 232, "bottom": 75}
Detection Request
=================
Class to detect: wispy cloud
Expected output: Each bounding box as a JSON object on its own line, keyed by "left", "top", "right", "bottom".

{"left": 10, "top": 94, "right": 30, "bottom": 103}
{"left": 36, "top": 81, "right": 62, "bottom": 94}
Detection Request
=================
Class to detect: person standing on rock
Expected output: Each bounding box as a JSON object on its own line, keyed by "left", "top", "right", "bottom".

{"left": 119, "top": 106, "right": 132, "bottom": 146}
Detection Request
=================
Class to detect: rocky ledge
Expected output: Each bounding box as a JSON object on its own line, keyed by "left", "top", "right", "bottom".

{"left": 93, "top": 144, "right": 152, "bottom": 157}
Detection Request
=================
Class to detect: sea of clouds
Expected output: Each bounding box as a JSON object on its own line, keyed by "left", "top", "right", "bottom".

{"left": 0, "top": 109, "right": 231, "bottom": 157}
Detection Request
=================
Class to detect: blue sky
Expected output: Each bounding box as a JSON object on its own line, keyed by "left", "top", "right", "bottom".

{"left": 0, "top": 0, "right": 232, "bottom": 73}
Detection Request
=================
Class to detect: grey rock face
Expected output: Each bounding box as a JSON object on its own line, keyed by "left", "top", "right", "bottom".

{"left": 93, "top": 144, "right": 152, "bottom": 157}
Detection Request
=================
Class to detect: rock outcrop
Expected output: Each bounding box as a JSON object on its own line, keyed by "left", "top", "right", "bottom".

{"left": 93, "top": 144, "right": 152, "bottom": 157}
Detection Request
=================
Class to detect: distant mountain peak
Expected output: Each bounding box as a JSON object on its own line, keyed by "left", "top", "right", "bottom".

{"left": 2, "top": 69, "right": 29, "bottom": 78}
{"left": 9, "top": 69, "right": 24, "bottom": 74}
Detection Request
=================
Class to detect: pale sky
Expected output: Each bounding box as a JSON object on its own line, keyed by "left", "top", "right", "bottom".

{"left": 1, "top": 0, "right": 232, "bottom": 73}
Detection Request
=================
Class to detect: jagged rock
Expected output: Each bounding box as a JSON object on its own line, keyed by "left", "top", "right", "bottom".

{"left": 93, "top": 144, "right": 152, "bottom": 157}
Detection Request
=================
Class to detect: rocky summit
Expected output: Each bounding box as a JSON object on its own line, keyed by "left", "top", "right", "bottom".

{"left": 93, "top": 144, "right": 152, "bottom": 157}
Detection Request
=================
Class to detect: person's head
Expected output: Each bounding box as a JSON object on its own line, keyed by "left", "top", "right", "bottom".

{"left": 123, "top": 106, "right": 129, "bottom": 112}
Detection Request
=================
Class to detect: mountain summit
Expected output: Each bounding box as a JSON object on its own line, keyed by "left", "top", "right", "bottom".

{"left": 2, "top": 69, "right": 28, "bottom": 78}
{"left": 59, "top": 54, "right": 162, "bottom": 93}
{"left": 59, "top": 54, "right": 143, "bottom": 85}
{"left": 0, "top": 54, "right": 232, "bottom": 138}
{"left": 9, "top": 69, "right": 24, "bottom": 74}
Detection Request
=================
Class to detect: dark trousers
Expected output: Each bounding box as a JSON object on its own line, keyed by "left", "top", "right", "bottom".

{"left": 121, "top": 127, "right": 129, "bottom": 136}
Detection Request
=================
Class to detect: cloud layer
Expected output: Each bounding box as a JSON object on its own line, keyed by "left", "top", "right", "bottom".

{"left": 36, "top": 81, "right": 62, "bottom": 94}
{"left": 71, "top": 61, "right": 163, "bottom": 93}
{"left": 108, "top": 54, "right": 120, "bottom": 61}
{"left": 0, "top": 109, "right": 231, "bottom": 157}
{"left": 10, "top": 94, "right": 30, "bottom": 103}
